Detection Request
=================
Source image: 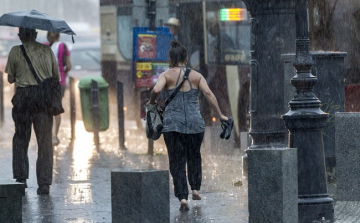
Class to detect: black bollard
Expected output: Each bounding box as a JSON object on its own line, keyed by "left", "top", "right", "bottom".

{"left": 117, "top": 81, "right": 126, "bottom": 150}
{"left": 70, "top": 77, "right": 76, "bottom": 143}
{"left": 91, "top": 80, "right": 100, "bottom": 150}
{"left": 148, "top": 139, "right": 154, "bottom": 156}
{"left": 0, "top": 71, "right": 4, "bottom": 127}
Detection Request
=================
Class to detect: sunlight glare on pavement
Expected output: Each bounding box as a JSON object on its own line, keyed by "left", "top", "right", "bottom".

{"left": 66, "top": 183, "right": 93, "bottom": 205}
{"left": 72, "top": 121, "right": 95, "bottom": 181}
{"left": 66, "top": 121, "right": 95, "bottom": 204}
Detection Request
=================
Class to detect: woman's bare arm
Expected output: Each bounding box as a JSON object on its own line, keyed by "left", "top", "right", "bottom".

{"left": 147, "top": 73, "right": 167, "bottom": 105}
{"left": 198, "top": 75, "right": 228, "bottom": 122}
{"left": 65, "top": 55, "right": 72, "bottom": 73}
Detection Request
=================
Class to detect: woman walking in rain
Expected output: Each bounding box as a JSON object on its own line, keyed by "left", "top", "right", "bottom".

{"left": 147, "top": 40, "right": 232, "bottom": 211}
{"left": 45, "top": 31, "right": 71, "bottom": 146}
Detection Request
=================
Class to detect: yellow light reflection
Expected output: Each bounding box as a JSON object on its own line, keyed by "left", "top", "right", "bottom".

{"left": 66, "top": 183, "right": 93, "bottom": 204}
{"left": 72, "top": 121, "right": 95, "bottom": 181}
{"left": 67, "top": 121, "right": 95, "bottom": 205}
{"left": 212, "top": 117, "right": 216, "bottom": 122}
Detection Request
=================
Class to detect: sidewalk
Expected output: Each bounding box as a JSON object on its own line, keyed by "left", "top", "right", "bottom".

{"left": 0, "top": 87, "right": 249, "bottom": 223}
{"left": 1, "top": 85, "right": 359, "bottom": 222}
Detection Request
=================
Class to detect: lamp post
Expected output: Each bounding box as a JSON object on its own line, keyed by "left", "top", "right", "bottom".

{"left": 282, "top": 0, "right": 334, "bottom": 222}
{"left": 241, "top": 0, "right": 296, "bottom": 177}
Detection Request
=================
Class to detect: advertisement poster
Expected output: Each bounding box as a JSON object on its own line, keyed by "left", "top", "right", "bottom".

{"left": 135, "top": 62, "right": 169, "bottom": 88}
{"left": 135, "top": 62, "right": 155, "bottom": 87}
{"left": 137, "top": 34, "right": 157, "bottom": 59}
{"left": 152, "top": 63, "right": 169, "bottom": 76}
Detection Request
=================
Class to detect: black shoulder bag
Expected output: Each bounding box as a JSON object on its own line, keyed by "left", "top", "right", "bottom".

{"left": 146, "top": 67, "right": 191, "bottom": 140}
{"left": 20, "top": 45, "right": 64, "bottom": 116}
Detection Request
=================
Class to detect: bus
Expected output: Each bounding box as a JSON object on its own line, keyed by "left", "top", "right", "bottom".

{"left": 99, "top": 0, "right": 252, "bottom": 146}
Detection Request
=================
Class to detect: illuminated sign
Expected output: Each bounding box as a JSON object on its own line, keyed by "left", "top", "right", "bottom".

{"left": 220, "top": 8, "right": 247, "bottom": 21}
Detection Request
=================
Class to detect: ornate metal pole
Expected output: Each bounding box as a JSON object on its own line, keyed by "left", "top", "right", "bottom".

{"left": 282, "top": 0, "right": 334, "bottom": 222}
{"left": 241, "top": 0, "right": 296, "bottom": 178}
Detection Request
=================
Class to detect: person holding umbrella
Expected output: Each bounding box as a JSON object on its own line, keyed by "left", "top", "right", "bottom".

{"left": 0, "top": 9, "right": 75, "bottom": 195}
{"left": 5, "top": 27, "right": 60, "bottom": 195}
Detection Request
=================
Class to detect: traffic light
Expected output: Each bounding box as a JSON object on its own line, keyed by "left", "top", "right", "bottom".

{"left": 146, "top": 0, "right": 156, "bottom": 19}
{"left": 146, "top": 0, "right": 156, "bottom": 30}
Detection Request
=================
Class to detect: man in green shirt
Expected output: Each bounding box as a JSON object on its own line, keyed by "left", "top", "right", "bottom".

{"left": 6, "top": 27, "right": 60, "bottom": 195}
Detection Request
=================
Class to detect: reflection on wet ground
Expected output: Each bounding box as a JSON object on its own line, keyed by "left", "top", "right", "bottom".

{"left": 0, "top": 86, "right": 249, "bottom": 222}
{"left": 2, "top": 85, "right": 357, "bottom": 222}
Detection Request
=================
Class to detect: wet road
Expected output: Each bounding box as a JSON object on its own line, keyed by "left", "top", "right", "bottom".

{"left": 0, "top": 85, "right": 249, "bottom": 222}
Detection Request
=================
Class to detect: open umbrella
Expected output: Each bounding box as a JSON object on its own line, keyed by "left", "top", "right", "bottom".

{"left": 0, "top": 9, "right": 76, "bottom": 41}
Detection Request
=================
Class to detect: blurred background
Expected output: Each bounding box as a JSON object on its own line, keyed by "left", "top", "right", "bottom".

{"left": 0, "top": 0, "right": 101, "bottom": 93}
{"left": 2, "top": 0, "right": 360, "bottom": 150}
{"left": 0, "top": 0, "right": 99, "bottom": 29}
{"left": 0, "top": 0, "right": 103, "bottom": 140}
{"left": 0, "top": 0, "right": 100, "bottom": 60}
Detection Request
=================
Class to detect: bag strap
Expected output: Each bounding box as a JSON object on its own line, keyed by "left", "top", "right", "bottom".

{"left": 146, "top": 109, "right": 153, "bottom": 133}
{"left": 165, "top": 67, "right": 191, "bottom": 107}
{"left": 63, "top": 43, "right": 67, "bottom": 67}
{"left": 20, "top": 45, "right": 41, "bottom": 85}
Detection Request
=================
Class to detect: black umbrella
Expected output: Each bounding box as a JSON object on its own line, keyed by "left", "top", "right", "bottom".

{"left": 0, "top": 9, "right": 76, "bottom": 41}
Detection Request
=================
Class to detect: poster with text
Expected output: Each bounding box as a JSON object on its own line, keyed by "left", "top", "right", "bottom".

{"left": 137, "top": 34, "right": 157, "bottom": 59}
{"left": 135, "top": 62, "right": 155, "bottom": 88}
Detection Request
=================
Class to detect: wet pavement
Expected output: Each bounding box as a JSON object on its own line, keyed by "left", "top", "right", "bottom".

{"left": 0, "top": 84, "right": 359, "bottom": 222}
{"left": 0, "top": 85, "right": 248, "bottom": 222}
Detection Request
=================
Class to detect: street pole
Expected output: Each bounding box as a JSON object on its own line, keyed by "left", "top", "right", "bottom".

{"left": 117, "top": 81, "right": 126, "bottom": 150}
{"left": 241, "top": 0, "right": 296, "bottom": 177}
{"left": 241, "top": 0, "right": 296, "bottom": 151}
{"left": 70, "top": 76, "right": 76, "bottom": 144}
{"left": 147, "top": 0, "right": 156, "bottom": 31}
{"left": 91, "top": 80, "right": 100, "bottom": 151}
{"left": 0, "top": 71, "right": 4, "bottom": 127}
{"left": 282, "top": 0, "right": 334, "bottom": 222}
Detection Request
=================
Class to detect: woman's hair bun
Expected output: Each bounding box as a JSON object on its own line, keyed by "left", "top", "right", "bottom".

{"left": 170, "top": 40, "right": 181, "bottom": 48}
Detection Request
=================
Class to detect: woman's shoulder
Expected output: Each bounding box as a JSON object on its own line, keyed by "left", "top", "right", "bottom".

{"left": 162, "top": 68, "right": 178, "bottom": 77}
{"left": 189, "top": 69, "right": 201, "bottom": 76}
{"left": 162, "top": 67, "right": 202, "bottom": 79}
{"left": 188, "top": 69, "right": 203, "bottom": 80}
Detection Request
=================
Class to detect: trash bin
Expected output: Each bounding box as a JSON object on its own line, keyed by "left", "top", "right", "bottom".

{"left": 78, "top": 76, "right": 109, "bottom": 132}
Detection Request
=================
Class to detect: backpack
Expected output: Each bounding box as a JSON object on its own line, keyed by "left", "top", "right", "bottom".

{"left": 48, "top": 42, "right": 68, "bottom": 67}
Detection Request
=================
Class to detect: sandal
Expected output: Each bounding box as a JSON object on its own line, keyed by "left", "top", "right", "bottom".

{"left": 224, "top": 116, "right": 234, "bottom": 140}
{"left": 220, "top": 116, "right": 234, "bottom": 140}
{"left": 220, "top": 122, "right": 229, "bottom": 139}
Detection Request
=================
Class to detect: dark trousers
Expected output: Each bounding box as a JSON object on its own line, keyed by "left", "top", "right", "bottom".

{"left": 12, "top": 87, "right": 53, "bottom": 186}
{"left": 163, "top": 131, "right": 204, "bottom": 201}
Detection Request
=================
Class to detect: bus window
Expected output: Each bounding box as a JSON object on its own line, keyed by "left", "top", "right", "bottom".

{"left": 117, "top": 15, "right": 133, "bottom": 60}
{"left": 205, "top": 2, "right": 250, "bottom": 65}
{"left": 117, "top": 7, "right": 133, "bottom": 60}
